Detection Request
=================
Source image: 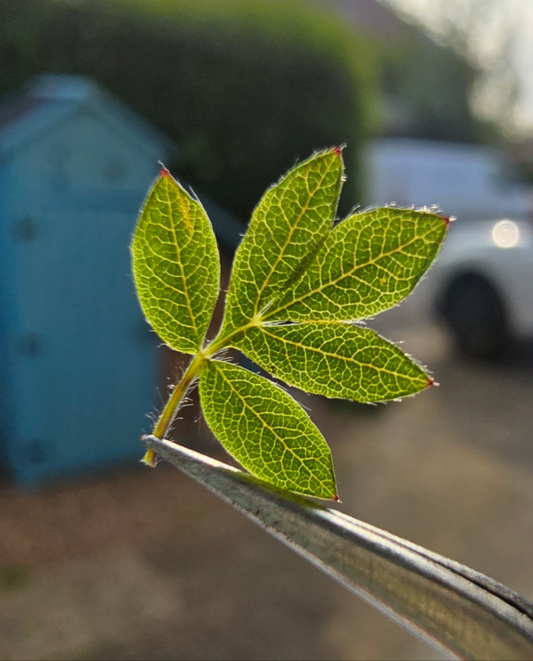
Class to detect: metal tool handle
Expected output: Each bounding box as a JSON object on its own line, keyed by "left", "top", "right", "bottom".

{"left": 144, "top": 435, "right": 533, "bottom": 661}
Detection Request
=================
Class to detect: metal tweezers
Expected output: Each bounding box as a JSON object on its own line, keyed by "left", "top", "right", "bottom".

{"left": 144, "top": 435, "right": 533, "bottom": 661}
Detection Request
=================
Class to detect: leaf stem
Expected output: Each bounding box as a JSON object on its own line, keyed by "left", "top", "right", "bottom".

{"left": 205, "top": 320, "right": 257, "bottom": 356}
{"left": 142, "top": 320, "right": 260, "bottom": 467}
{"left": 154, "top": 352, "right": 206, "bottom": 437}
{"left": 142, "top": 352, "right": 206, "bottom": 466}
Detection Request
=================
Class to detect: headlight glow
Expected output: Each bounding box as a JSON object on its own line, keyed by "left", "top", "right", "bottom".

{"left": 492, "top": 220, "right": 520, "bottom": 249}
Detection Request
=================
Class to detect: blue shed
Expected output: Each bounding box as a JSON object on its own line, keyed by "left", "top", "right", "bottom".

{"left": 0, "top": 75, "right": 176, "bottom": 484}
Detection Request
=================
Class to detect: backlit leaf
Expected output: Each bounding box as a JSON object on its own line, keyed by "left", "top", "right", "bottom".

{"left": 131, "top": 170, "right": 220, "bottom": 353}
{"left": 265, "top": 208, "right": 448, "bottom": 323}
{"left": 233, "top": 322, "right": 431, "bottom": 402}
{"left": 221, "top": 148, "right": 344, "bottom": 334}
{"left": 132, "top": 150, "right": 449, "bottom": 500}
{"left": 199, "top": 360, "right": 337, "bottom": 500}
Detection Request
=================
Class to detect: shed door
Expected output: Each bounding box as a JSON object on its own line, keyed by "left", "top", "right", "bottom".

{"left": 10, "top": 210, "right": 158, "bottom": 482}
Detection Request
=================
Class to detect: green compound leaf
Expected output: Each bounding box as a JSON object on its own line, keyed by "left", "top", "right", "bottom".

{"left": 131, "top": 170, "right": 220, "bottom": 353}
{"left": 221, "top": 148, "right": 344, "bottom": 333}
{"left": 233, "top": 323, "right": 432, "bottom": 402}
{"left": 199, "top": 360, "right": 337, "bottom": 500}
{"left": 265, "top": 208, "right": 448, "bottom": 323}
{"left": 131, "top": 150, "right": 450, "bottom": 500}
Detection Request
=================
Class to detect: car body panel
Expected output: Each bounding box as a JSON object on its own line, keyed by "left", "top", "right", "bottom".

{"left": 427, "top": 220, "right": 533, "bottom": 339}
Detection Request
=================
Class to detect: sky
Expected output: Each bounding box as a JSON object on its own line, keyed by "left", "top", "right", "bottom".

{"left": 383, "top": 0, "right": 533, "bottom": 135}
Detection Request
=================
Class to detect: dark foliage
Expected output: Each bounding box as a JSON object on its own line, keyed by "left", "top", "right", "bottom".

{"left": 0, "top": 0, "right": 377, "bottom": 221}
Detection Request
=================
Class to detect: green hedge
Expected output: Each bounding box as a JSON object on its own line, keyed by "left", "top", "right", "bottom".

{"left": 0, "top": 0, "right": 378, "bottom": 221}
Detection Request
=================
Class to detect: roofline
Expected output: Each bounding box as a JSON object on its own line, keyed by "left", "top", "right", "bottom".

{"left": 0, "top": 76, "right": 176, "bottom": 163}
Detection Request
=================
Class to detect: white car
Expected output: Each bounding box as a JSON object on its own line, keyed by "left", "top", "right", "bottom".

{"left": 427, "top": 219, "right": 533, "bottom": 359}
{"left": 365, "top": 139, "right": 533, "bottom": 222}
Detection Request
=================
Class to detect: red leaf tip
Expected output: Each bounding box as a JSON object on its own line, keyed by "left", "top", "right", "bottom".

{"left": 160, "top": 166, "right": 171, "bottom": 178}
{"left": 333, "top": 494, "right": 341, "bottom": 502}
{"left": 438, "top": 214, "right": 451, "bottom": 226}
{"left": 333, "top": 147, "right": 343, "bottom": 156}
{"left": 426, "top": 377, "right": 439, "bottom": 388}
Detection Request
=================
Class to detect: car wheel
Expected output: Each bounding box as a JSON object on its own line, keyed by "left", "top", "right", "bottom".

{"left": 438, "top": 275, "right": 510, "bottom": 361}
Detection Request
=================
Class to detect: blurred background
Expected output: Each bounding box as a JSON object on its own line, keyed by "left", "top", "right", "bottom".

{"left": 1, "top": 0, "right": 533, "bottom": 659}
